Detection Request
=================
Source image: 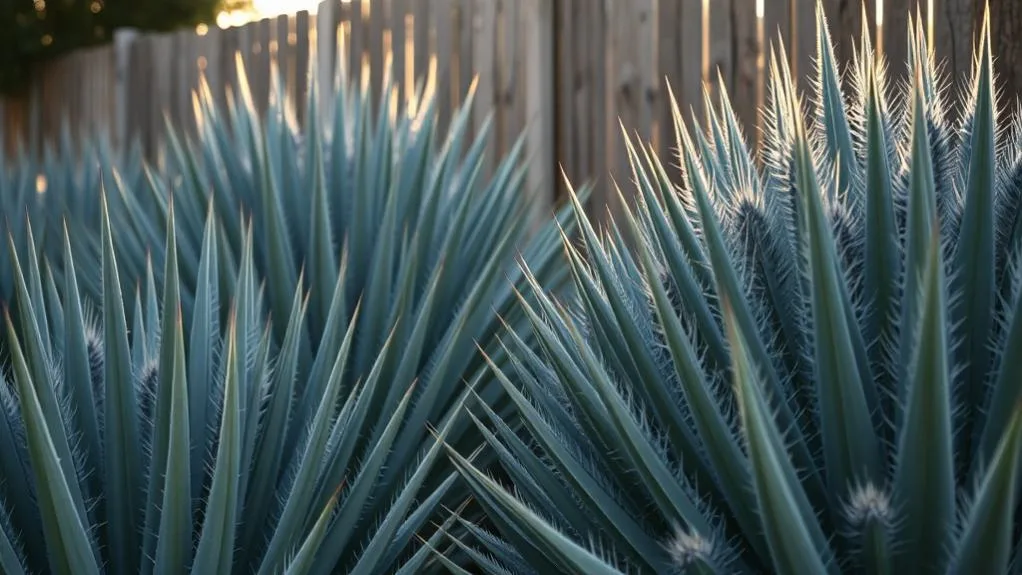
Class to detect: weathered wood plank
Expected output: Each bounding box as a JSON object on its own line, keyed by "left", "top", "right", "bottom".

{"left": 151, "top": 33, "right": 174, "bottom": 162}
{"left": 255, "top": 18, "right": 274, "bottom": 115}
{"left": 763, "top": 0, "right": 790, "bottom": 61}
{"left": 883, "top": 0, "right": 911, "bottom": 80}
{"left": 368, "top": 0, "right": 386, "bottom": 108}
{"left": 473, "top": 0, "right": 497, "bottom": 177}
{"left": 523, "top": 0, "right": 555, "bottom": 228}
{"left": 657, "top": 0, "right": 680, "bottom": 166}
{"left": 836, "top": 0, "right": 874, "bottom": 63}
{"left": 605, "top": 0, "right": 656, "bottom": 217}
{"left": 412, "top": 0, "right": 431, "bottom": 89}
{"left": 126, "top": 35, "right": 149, "bottom": 157}
{"left": 506, "top": 0, "right": 525, "bottom": 160}
{"left": 349, "top": 0, "right": 366, "bottom": 90}
{"left": 434, "top": 0, "right": 455, "bottom": 136}
{"left": 180, "top": 28, "right": 198, "bottom": 137}
{"left": 457, "top": 0, "right": 475, "bottom": 122}
{"left": 295, "top": 11, "right": 311, "bottom": 122}
{"left": 224, "top": 24, "right": 243, "bottom": 114}
{"left": 570, "top": 0, "right": 591, "bottom": 191}
{"left": 588, "top": 1, "right": 607, "bottom": 205}
{"left": 934, "top": 0, "right": 974, "bottom": 86}
{"left": 707, "top": 0, "right": 733, "bottom": 115}
{"left": 200, "top": 25, "right": 223, "bottom": 117}
{"left": 555, "top": 0, "right": 577, "bottom": 196}
{"left": 731, "top": 0, "right": 762, "bottom": 152}
{"left": 791, "top": 0, "right": 816, "bottom": 96}
{"left": 316, "top": 1, "right": 338, "bottom": 118}
{"left": 492, "top": 0, "right": 512, "bottom": 157}
{"left": 391, "top": 0, "right": 408, "bottom": 107}
{"left": 673, "top": 0, "right": 703, "bottom": 149}
{"left": 275, "top": 14, "right": 291, "bottom": 108}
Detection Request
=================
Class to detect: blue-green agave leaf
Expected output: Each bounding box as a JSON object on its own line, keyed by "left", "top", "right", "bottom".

{"left": 723, "top": 296, "right": 837, "bottom": 574}
{"left": 949, "top": 401, "right": 1022, "bottom": 574}
{"left": 4, "top": 312, "right": 100, "bottom": 575}
{"left": 893, "top": 225, "right": 954, "bottom": 572}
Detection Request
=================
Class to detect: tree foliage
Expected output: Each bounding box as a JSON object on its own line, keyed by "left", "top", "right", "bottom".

{"left": 0, "top": 0, "right": 247, "bottom": 96}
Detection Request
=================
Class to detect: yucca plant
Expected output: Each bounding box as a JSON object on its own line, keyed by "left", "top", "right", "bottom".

{"left": 0, "top": 52, "right": 579, "bottom": 573}
{"left": 446, "top": 4, "right": 1022, "bottom": 574}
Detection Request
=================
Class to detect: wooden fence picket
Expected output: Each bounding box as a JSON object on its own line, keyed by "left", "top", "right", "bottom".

{"left": 0, "top": 0, "right": 983, "bottom": 223}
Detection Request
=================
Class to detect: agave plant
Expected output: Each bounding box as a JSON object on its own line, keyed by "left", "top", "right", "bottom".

{"left": 3, "top": 200, "right": 428, "bottom": 574}
{"left": 3, "top": 50, "right": 575, "bottom": 349}
{"left": 0, "top": 51, "right": 579, "bottom": 573}
{"left": 0, "top": 122, "right": 149, "bottom": 308}
{"left": 446, "top": 4, "right": 1022, "bottom": 574}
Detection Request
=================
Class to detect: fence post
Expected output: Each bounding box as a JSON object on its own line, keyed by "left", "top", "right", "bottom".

{"left": 473, "top": 0, "right": 497, "bottom": 181}
{"left": 603, "top": 0, "right": 656, "bottom": 221}
{"left": 523, "top": 0, "right": 555, "bottom": 230}
{"left": 317, "top": 0, "right": 338, "bottom": 121}
{"left": 114, "top": 28, "right": 139, "bottom": 159}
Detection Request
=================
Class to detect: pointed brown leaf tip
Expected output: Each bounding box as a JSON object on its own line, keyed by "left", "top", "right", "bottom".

{"left": 719, "top": 292, "right": 735, "bottom": 336}
{"left": 1012, "top": 396, "right": 1022, "bottom": 422}
{"left": 330, "top": 476, "right": 347, "bottom": 502}
{"left": 929, "top": 214, "right": 941, "bottom": 249}
{"left": 405, "top": 378, "right": 419, "bottom": 396}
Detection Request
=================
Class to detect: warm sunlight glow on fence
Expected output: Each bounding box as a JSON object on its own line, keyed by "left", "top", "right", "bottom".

{"left": 701, "top": 0, "right": 709, "bottom": 84}
{"left": 252, "top": 0, "right": 321, "bottom": 16}
{"left": 876, "top": 0, "right": 884, "bottom": 55}
{"left": 927, "top": 0, "right": 934, "bottom": 52}
{"left": 217, "top": 0, "right": 339, "bottom": 28}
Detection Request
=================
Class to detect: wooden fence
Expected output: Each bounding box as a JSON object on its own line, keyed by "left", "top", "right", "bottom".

{"left": 0, "top": 0, "right": 986, "bottom": 215}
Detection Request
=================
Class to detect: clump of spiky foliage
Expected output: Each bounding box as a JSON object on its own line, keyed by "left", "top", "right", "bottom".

{"left": 446, "top": 4, "right": 1022, "bottom": 574}
{"left": 4, "top": 207, "right": 387, "bottom": 574}
{"left": 0, "top": 54, "right": 578, "bottom": 572}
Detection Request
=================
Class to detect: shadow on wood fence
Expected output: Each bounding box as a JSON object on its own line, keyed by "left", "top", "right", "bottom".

{"left": 0, "top": 0, "right": 986, "bottom": 217}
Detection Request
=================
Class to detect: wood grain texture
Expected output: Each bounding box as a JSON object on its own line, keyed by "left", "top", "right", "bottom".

{"left": 368, "top": 0, "right": 386, "bottom": 107}
{"left": 499, "top": 0, "right": 523, "bottom": 158}
{"left": 0, "top": 0, "right": 900, "bottom": 221}
{"left": 523, "top": 0, "right": 555, "bottom": 228}
{"left": 791, "top": 0, "right": 816, "bottom": 95}
{"left": 836, "top": 0, "right": 874, "bottom": 64}
{"left": 391, "top": 0, "right": 407, "bottom": 106}
{"left": 882, "top": 0, "right": 911, "bottom": 79}
{"left": 989, "top": 0, "right": 1022, "bottom": 110}
{"left": 457, "top": 0, "right": 475, "bottom": 121}
{"left": 555, "top": 0, "right": 577, "bottom": 197}
{"left": 707, "top": 0, "right": 733, "bottom": 115}
{"left": 589, "top": 2, "right": 607, "bottom": 205}
{"left": 934, "top": 0, "right": 974, "bottom": 86}
{"left": 349, "top": 0, "right": 366, "bottom": 88}
{"left": 731, "top": 0, "right": 761, "bottom": 153}
{"left": 412, "top": 0, "right": 431, "bottom": 89}
{"left": 316, "top": 1, "right": 336, "bottom": 116}
{"left": 473, "top": 0, "right": 497, "bottom": 178}
{"left": 434, "top": 0, "right": 454, "bottom": 135}
{"left": 295, "top": 10, "right": 311, "bottom": 121}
